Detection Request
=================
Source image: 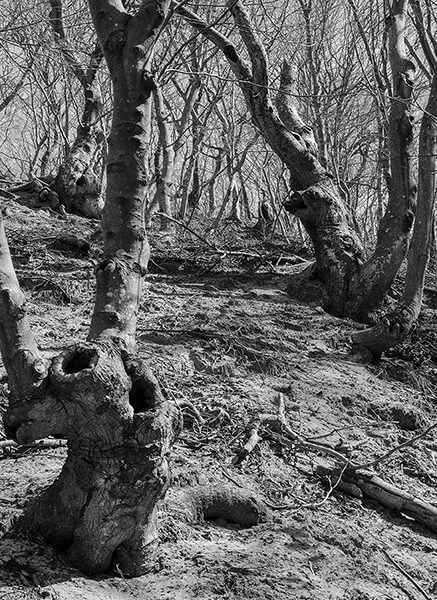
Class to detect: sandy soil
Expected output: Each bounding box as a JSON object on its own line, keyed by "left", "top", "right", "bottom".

{"left": 0, "top": 200, "right": 436, "bottom": 600}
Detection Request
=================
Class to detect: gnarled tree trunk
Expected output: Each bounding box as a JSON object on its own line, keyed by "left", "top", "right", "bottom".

{"left": 49, "top": 0, "right": 105, "bottom": 219}
{"left": 178, "top": 0, "right": 417, "bottom": 321}
{"left": 344, "top": 0, "right": 417, "bottom": 319}
{"left": 1, "top": 0, "right": 179, "bottom": 577}
{"left": 352, "top": 62, "right": 437, "bottom": 357}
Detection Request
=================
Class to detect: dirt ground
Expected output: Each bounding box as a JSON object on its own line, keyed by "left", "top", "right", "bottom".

{"left": 0, "top": 200, "right": 436, "bottom": 600}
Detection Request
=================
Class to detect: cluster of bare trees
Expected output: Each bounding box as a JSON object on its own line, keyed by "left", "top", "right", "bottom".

{"left": 0, "top": 0, "right": 437, "bottom": 577}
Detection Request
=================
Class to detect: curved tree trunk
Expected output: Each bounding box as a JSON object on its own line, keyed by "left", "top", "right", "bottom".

{"left": 1, "top": 0, "right": 179, "bottom": 577}
{"left": 178, "top": 0, "right": 417, "bottom": 320}
{"left": 344, "top": 0, "right": 417, "bottom": 320}
{"left": 352, "top": 65, "right": 437, "bottom": 357}
{"left": 178, "top": 1, "right": 364, "bottom": 317}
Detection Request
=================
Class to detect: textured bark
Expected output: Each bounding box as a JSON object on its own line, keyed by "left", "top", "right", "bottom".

{"left": 352, "top": 57, "right": 437, "bottom": 355}
{"left": 297, "top": 0, "right": 328, "bottom": 167}
{"left": 1, "top": 0, "right": 179, "bottom": 577}
{"left": 0, "top": 215, "right": 48, "bottom": 400}
{"left": 177, "top": 1, "right": 365, "bottom": 317}
{"left": 345, "top": 0, "right": 417, "bottom": 319}
{"left": 87, "top": 0, "right": 168, "bottom": 347}
{"left": 316, "top": 463, "right": 437, "bottom": 533}
{"left": 49, "top": 1, "right": 105, "bottom": 218}
{"left": 178, "top": 0, "right": 421, "bottom": 320}
{"left": 179, "top": 94, "right": 203, "bottom": 220}
{"left": 4, "top": 343, "right": 178, "bottom": 575}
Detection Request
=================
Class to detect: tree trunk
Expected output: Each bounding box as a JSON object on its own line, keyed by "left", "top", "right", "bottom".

{"left": 152, "top": 84, "right": 175, "bottom": 236}
{"left": 1, "top": 0, "right": 179, "bottom": 577}
{"left": 53, "top": 87, "right": 105, "bottom": 219}
{"left": 344, "top": 0, "right": 417, "bottom": 319}
{"left": 48, "top": 2, "right": 105, "bottom": 218}
{"left": 178, "top": 2, "right": 365, "bottom": 317}
{"left": 5, "top": 343, "right": 177, "bottom": 575}
{"left": 178, "top": 0, "right": 418, "bottom": 320}
{"left": 352, "top": 58, "right": 437, "bottom": 356}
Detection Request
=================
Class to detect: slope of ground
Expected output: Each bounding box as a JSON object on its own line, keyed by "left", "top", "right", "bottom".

{"left": 0, "top": 201, "right": 436, "bottom": 600}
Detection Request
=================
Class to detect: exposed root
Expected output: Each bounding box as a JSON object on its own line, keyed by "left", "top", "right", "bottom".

{"left": 170, "top": 484, "right": 271, "bottom": 528}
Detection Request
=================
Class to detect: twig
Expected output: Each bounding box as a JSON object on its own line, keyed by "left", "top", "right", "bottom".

{"left": 156, "top": 212, "right": 263, "bottom": 259}
{"left": 156, "top": 212, "right": 218, "bottom": 251}
{"left": 355, "top": 421, "right": 437, "bottom": 470}
{"left": 176, "top": 399, "right": 205, "bottom": 425}
{"left": 232, "top": 427, "right": 261, "bottom": 465}
{"left": 382, "top": 549, "right": 432, "bottom": 600}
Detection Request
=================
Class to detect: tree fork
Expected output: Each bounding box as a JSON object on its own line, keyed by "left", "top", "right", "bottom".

{"left": 1, "top": 0, "right": 179, "bottom": 577}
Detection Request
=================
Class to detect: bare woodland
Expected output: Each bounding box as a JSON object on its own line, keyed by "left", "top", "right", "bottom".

{"left": 0, "top": 0, "right": 436, "bottom": 598}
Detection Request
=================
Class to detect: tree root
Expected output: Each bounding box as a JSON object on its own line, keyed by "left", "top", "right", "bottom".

{"left": 170, "top": 484, "right": 271, "bottom": 527}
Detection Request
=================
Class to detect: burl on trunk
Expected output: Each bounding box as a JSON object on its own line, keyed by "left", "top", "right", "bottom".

{"left": 0, "top": 0, "right": 179, "bottom": 577}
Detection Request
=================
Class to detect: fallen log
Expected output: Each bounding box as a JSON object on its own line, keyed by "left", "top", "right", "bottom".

{"left": 315, "top": 461, "right": 437, "bottom": 533}
{"left": 0, "top": 438, "right": 67, "bottom": 450}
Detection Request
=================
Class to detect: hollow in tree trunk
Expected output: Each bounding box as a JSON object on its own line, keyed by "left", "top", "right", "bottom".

{"left": 1, "top": 0, "right": 178, "bottom": 576}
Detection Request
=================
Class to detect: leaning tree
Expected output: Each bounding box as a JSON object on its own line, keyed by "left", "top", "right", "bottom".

{"left": 1, "top": 0, "right": 179, "bottom": 576}
{"left": 177, "top": 0, "right": 417, "bottom": 323}
{"left": 178, "top": 0, "right": 437, "bottom": 356}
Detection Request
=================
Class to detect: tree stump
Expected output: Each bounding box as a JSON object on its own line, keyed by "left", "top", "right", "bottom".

{"left": 4, "top": 341, "right": 179, "bottom": 576}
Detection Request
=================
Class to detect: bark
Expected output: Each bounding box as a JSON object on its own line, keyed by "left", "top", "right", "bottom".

{"left": 208, "top": 146, "right": 224, "bottom": 215}
{"left": 177, "top": 0, "right": 420, "bottom": 321}
{"left": 1, "top": 0, "right": 179, "bottom": 577}
{"left": 152, "top": 83, "right": 175, "bottom": 234}
{"left": 316, "top": 462, "right": 437, "bottom": 534}
{"left": 345, "top": 0, "right": 417, "bottom": 319}
{"left": 179, "top": 93, "right": 203, "bottom": 220}
{"left": 49, "top": 0, "right": 105, "bottom": 219}
{"left": 297, "top": 0, "right": 328, "bottom": 167}
{"left": 177, "top": 1, "right": 365, "bottom": 317}
{"left": 53, "top": 86, "right": 105, "bottom": 219}
{"left": 4, "top": 343, "right": 178, "bottom": 575}
{"left": 352, "top": 57, "right": 437, "bottom": 355}
{"left": 0, "top": 214, "right": 48, "bottom": 401}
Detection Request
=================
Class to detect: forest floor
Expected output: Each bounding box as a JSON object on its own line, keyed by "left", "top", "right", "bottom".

{"left": 0, "top": 199, "right": 436, "bottom": 600}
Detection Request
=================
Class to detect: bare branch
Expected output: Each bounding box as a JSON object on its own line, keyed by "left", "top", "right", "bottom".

{"left": 48, "top": 0, "right": 87, "bottom": 86}
{"left": 226, "top": 0, "right": 269, "bottom": 96}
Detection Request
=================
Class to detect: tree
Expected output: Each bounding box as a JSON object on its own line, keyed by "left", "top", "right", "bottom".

{"left": 351, "top": 2, "right": 437, "bottom": 355}
{"left": 177, "top": 0, "right": 418, "bottom": 322}
{"left": 1, "top": 0, "right": 179, "bottom": 576}
{"left": 48, "top": 0, "right": 105, "bottom": 218}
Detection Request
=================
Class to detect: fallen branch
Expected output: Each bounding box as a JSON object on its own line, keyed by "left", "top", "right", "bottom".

{"left": 155, "top": 212, "right": 270, "bottom": 260}
{"left": 355, "top": 421, "right": 437, "bottom": 470}
{"left": 235, "top": 395, "right": 437, "bottom": 535}
{"left": 0, "top": 438, "right": 67, "bottom": 450}
{"left": 316, "top": 461, "right": 437, "bottom": 534}
{"left": 0, "top": 189, "right": 18, "bottom": 200}
{"left": 232, "top": 426, "right": 262, "bottom": 465}
{"left": 234, "top": 393, "right": 352, "bottom": 466}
